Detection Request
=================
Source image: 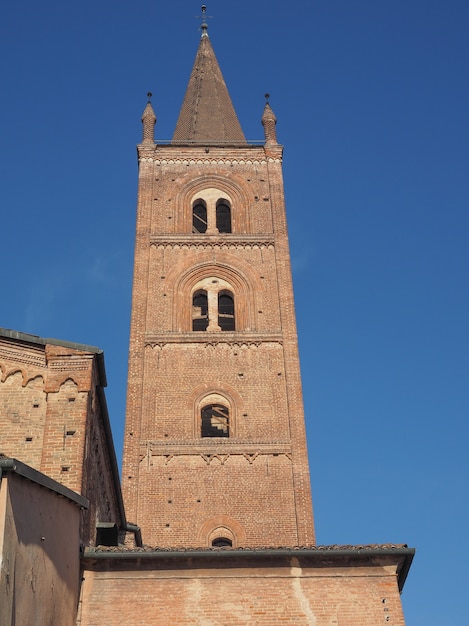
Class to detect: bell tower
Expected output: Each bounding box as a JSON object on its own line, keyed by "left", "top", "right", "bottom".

{"left": 122, "top": 19, "right": 315, "bottom": 548}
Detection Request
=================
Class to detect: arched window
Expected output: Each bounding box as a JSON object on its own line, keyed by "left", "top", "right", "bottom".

{"left": 192, "top": 200, "right": 207, "bottom": 233}
{"left": 192, "top": 290, "right": 208, "bottom": 331}
{"left": 218, "top": 291, "right": 235, "bottom": 331}
{"left": 190, "top": 280, "right": 236, "bottom": 333}
{"left": 201, "top": 404, "right": 229, "bottom": 437}
{"left": 212, "top": 537, "right": 233, "bottom": 547}
{"left": 216, "top": 199, "right": 232, "bottom": 233}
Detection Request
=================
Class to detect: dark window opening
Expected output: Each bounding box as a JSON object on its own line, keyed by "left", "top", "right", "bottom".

{"left": 193, "top": 201, "right": 207, "bottom": 233}
{"left": 192, "top": 290, "right": 208, "bottom": 331}
{"left": 216, "top": 201, "right": 232, "bottom": 233}
{"left": 218, "top": 291, "right": 235, "bottom": 331}
{"left": 96, "top": 522, "right": 119, "bottom": 547}
{"left": 201, "top": 404, "right": 229, "bottom": 437}
{"left": 212, "top": 537, "right": 233, "bottom": 547}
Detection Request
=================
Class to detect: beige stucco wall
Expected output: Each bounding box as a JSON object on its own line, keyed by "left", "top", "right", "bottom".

{"left": 0, "top": 472, "right": 81, "bottom": 626}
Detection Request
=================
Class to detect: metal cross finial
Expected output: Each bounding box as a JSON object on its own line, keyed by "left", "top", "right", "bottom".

{"left": 196, "top": 4, "right": 213, "bottom": 35}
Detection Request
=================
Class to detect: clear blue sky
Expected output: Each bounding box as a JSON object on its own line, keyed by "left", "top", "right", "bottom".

{"left": 1, "top": 2, "right": 468, "bottom": 624}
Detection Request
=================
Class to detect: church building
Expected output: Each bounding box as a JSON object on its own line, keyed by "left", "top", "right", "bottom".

{"left": 0, "top": 11, "right": 413, "bottom": 625}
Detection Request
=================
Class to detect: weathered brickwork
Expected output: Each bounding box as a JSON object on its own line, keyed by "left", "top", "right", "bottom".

{"left": 78, "top": 549, "right": 411, "bottom": 626}
{"left": 135, "top": 454, "right": 298, "bottom": 547}
{"left": 0, "top": 371, "right": 46, "bottom": 468}
{"left": 122, "top": 141, "right": 315, "bottom": 547}
{"left": 0, "top": 332, "right": 123, "bottom": 545}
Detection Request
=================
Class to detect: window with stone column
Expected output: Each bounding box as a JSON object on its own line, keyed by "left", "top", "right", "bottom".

{"left": 190, "top": 190, "right": 233, "bottom": 234}
{"left": 191, "top": 278, "right": 236, "bottom": 332}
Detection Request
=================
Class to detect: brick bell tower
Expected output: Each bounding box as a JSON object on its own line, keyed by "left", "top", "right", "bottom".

{"left": 122, "top": 16, "right": 315, "bottom": 548}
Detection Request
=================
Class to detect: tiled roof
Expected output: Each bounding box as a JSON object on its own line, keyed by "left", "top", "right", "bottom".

{"left": 84, "top": 544, "right": 414, "bottom": 593}
{"left": 172, "top": 34, "right": 246, "bottom": 144}
{"left": 90, "top": 543, "right": 409, "bottom": 554}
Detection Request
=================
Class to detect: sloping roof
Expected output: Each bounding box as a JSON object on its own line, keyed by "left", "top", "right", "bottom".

{"left": 89, "top": 543, "right": 410, "bottom": 553}
{"left": 172, "top": 33, "right": 246, "bottom": 144}
{"left": 0, "top": 327, "right": 103, "bottom": 359}
{"left": 83, "top": 544, "right": 415, "bottom": 592}
{"left": 0, "top": 457, "right": 89, "bottom": 509}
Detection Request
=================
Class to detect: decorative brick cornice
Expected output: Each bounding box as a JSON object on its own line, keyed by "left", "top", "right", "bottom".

{"left": 144, "top": 332, "right": 283, "bottom": 348}
{"left": 48, "top": 358, "right": 92, "bottom": 372}
{"left": 140, "top": 440, "right": 292, "bottom": 462}
{"left": 0, "top": 347, "right": 46, "bottom": 368}
{"left": 150, "top": 235, "right": 274, "bottom": 250}
{"left": 139, "top": 157, "right": 281, "bottom": 165}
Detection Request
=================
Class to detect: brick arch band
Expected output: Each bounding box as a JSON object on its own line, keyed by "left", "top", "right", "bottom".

{"left": 175, "top": 174, "right": 251, "bottom": 234}
{"left": 173, "top": 262, "right": 255, "bottom": 332}
{"left": 0, "top": 369, "right": 89, "bottom": 395}
{"left": 0, "top": 366, "right": 35, "bottom": 386}
{"left": 197, "top": 515, "right": 247, "bottom": 548}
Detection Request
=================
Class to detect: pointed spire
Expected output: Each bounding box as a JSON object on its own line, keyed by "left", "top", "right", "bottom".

{"left": 262, "top": 94, "right": 277, "bottom": 145}
{"left": 141, "top": 93, "right": 156, "bottom": 144}
{"left": 172, "top": 32, "right": 246, "bottom": 144}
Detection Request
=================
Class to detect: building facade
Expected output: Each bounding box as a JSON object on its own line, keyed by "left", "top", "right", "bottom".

{"left": 0, "top": 17, "right": 413, "bottom": 626}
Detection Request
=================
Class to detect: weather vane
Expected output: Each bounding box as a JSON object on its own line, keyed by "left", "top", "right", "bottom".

{"left": 196, "top": 5, "right": 213, "bottom": 34}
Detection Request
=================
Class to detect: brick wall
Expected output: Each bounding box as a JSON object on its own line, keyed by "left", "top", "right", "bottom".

{"left": 122, "top": 144, "right": 314, "bottom": 547}
{"left": 0, "top": 333, "right": 123, "bottom": 545}
{"left": 78, "top": 549, "right": 410, "bottom": 625}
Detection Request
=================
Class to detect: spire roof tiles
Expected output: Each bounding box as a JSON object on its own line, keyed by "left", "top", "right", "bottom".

{"left": 172, "top": 34, "right": 246, "bottom": 144}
